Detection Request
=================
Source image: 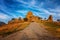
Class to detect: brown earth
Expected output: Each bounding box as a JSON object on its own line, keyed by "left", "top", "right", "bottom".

{"left": 0, "top": 22, "right": 60, "bottom": 40}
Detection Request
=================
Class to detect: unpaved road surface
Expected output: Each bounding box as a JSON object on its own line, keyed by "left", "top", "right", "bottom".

{"left": 0, "top": 22, "right": 60, "bottom": 40}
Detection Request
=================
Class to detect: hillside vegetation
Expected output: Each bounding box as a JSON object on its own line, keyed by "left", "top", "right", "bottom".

{"left": 38, "top": 20, "right": 60, "bottom": 37}
{"left": 0, "top": 22, "right": 30, "bottom": 37}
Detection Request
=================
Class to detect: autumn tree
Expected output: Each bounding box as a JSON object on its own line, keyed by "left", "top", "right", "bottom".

{"left": 24, "top": 18, "right": 28, "bottom": 22}
{"left": 12, "top": 18, "right": 16, "bottom": 20}
{"left": 38, "top": 17, "right": 42, "bottom": 20}
{"left": 19, "top": 17, "right": 21, "bottom": 20}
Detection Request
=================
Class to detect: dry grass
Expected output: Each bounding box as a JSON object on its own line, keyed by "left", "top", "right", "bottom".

{"left": 37, "top": 20, "right": 60, "bottom": 37}
{"left": 0, "top": 22, "right": 30, "bottom": 36}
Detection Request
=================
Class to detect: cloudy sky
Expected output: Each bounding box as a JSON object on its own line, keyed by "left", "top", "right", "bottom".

{"left": 0, "top": 0, "right": 60, "bottom": 23}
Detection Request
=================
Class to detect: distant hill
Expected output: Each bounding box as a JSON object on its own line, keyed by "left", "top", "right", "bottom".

{"left": 0, "top": 21, "right": 6, "bottom": 26}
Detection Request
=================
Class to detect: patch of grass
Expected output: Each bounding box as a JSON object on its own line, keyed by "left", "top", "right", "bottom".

{"left": 37, "top": 20, "right": 60, "bottom": 37}
{"left": 41, "top": 22, "right": 60, "bottom": 37}
{"left": 0, "top": 22, "right": 30, "bottom": 37}
{"left": 43, "top": 22, "right": 60, "bottom": 28}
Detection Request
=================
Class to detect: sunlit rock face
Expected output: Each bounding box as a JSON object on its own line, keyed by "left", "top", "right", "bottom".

{"left": 26, "top": 11, "right": 39, "bottom": 22}
{"left": 26, "top": 11, "right": 33, "bottom": 21}
{"left": 47, "top": 15, "right": 53, "bottom": 22}
{"left": 8, "top": 11, "right": 40, "bottom": 24}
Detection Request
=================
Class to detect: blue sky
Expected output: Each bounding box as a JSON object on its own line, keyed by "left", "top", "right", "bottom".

{"left": 0, "top": 0, "right": 60, "bottom": 23}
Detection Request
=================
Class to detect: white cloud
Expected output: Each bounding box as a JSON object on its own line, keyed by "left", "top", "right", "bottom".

{"left": 43, "top": 9, "right": 56, "bottom": 15}
{"left": 33, "top": 12, "right": 39, "bottom": 16}
{"left": 48, "top": 6, "right": 60, "bottom": 17}
{"left": 30, "top": 5, "right": 56, "bottom": 16}
{"left": 17, "top": 0, "right": 36, "bottom": 7}
{"left": 19, "top": 0, "right": 28, "bottom": 4}
{"left": 0, "top": 13, "right": 9, "bottom": 19}
{"left": 58, "top": 14, "right": 60, "bottom": 16}
{"left": 16, "top": 0, "right": 57, "bottom": 17}
{"left": 48, "top": 6, "right": 60, "bottom": 13}
{"left": 16, "top": 10, "right": 28, "bottom": 15}
{"left": 31, "top": 7, "right": 56, "bottom": 16}
{"left": 49, "top": 8, "right": 60, "bottom": 13}
{"left": 18, "top": 16, "right": 23, "bottom": 18}
{"left": 38, "top": 2, "right": 44, "bottom": 8}
{"left": 17, "top": 0, "right": 29, "bottom": 5}
{"left": 30, "top": 0, "right": 36, "bottom": 6}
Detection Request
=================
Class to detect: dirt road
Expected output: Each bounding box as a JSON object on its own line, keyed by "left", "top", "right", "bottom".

{"left": 1, "top": 22, "right": 60, "bottom": 40}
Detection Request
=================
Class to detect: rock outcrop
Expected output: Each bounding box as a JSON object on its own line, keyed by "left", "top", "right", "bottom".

{"left": 47, "top": 15, "right": 53, "bottom": 22}
{"left": 26, "top": 11, "right": 40, "bottom": 22}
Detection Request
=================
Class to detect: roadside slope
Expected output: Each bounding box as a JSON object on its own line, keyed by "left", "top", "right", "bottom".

{"left": 1, "top": 22, "right": 60, "bottom": 40}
